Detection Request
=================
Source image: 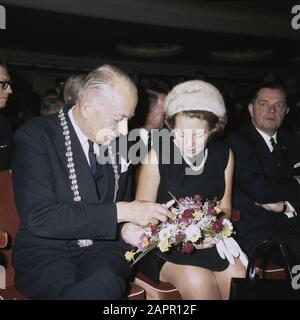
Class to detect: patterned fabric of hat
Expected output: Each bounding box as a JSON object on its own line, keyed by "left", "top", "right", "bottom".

{"left": 165, "top": 80, "right": 226, "bottom": 118}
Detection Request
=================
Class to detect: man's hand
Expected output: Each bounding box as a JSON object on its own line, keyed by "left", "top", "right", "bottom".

{"left": 121, "top": 223, "right": 149, "bottom": 247}
{"left": 216, "top": 237, "right": 248, "bottom": 267}
{"left": 116, "top": 200, "right": 175, "bottom": 227}
{"left": 255, "top": 201, "right": 284, "bottom": 213}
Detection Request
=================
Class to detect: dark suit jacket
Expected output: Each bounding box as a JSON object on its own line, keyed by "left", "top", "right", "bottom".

{"left": 0, "top": 114, "right": 13, "bottom": 171}
{"left": 227, "top": 123, "right": 300, "bottom": 254}
{"left": 12, "top": 108, "right": 133, "bottom": 294}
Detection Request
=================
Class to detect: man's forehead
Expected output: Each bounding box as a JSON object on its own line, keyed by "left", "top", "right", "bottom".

{"left": 256, "top": 88, "right": 286, "bottom": 101}
{"left": 85, "top": 85, "right": 136, "bottom": 116}
{"left": 99, "top": 86, "right": 120, "bottom": 103}
{"left": 0, "top": 66, "right": 10, "bottom": 79}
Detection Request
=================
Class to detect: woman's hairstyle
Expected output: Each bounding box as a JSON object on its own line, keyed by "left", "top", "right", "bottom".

{"left": 166, "top": 110, "right": 227, "bottom": 141}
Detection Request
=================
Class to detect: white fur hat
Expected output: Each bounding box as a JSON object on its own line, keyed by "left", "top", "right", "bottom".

{"left": 165, "top": 80, "right": 226, "bottom": 118}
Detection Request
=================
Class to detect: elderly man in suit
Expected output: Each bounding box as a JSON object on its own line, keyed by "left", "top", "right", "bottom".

{"left": 12, "top": 65, "right": 173, "bottom": 300}
{"left": 0, "top": 59, "right": 13, "bottom": 171}
{"left": 227, "top": 82, "right": 300, "bottom": 265}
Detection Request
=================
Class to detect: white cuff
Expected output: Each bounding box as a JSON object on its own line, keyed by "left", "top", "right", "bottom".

{"left": 284, "top": 201, "right": 297, "bottom": 218}
{"left": 294, "top": 176, "right": 300, "bottom": 185}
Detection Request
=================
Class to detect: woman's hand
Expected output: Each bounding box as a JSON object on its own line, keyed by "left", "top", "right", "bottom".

{"left": 194, "top": 236, "right": 215, "bottom": 250}
{"left": 117, "top": 200, "right": 176, "bottom": 227}
{"left": 255, "top": 201, "right": 284, "bottom": 213}
{"left": 121, "top": 223, "right": 150, "bottom": 247}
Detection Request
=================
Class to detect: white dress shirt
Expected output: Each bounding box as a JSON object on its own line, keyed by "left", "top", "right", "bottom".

{"left": 139, "top": 128, "right": 152, "bottom": 147}
{"left": 255, "top": 128, "right": 277, "bottom": 152}
{"left": 68, "top": 108, "right": 130, "bottom": 173}
{"left": 68, "top": 107, "right": 98, "bottom": 166}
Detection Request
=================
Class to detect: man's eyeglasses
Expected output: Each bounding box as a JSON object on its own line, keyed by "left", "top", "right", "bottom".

{"left": 0, "top": 80, "right": 12, "bottom": 90}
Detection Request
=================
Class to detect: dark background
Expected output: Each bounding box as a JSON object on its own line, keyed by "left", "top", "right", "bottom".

{"left": 0, "top": 0, "right": 300, "bottom": 134}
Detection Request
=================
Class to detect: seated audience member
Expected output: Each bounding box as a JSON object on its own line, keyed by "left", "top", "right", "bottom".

{"left": 227, "top": 82, "right": 300, "bottom": 265}
{"left": 40, "top": 95, "right": 64, "bottom": 116}
{"left": 0, "top": 59, "right": 13, "bottom": 171}
{"left": 63, "top": 74, "right": 86, "bottom": 109}
{"left": 12, "top": 64, "right": 173, "bottom": 300}
{"left": 123, "top": 80, "right": 246, "bottom": 300}
{"left": 131, "top": 87, "right": 166, "bottom": 157}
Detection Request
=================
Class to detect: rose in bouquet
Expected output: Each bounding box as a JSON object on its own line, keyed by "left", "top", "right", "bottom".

{"left": 125, "top": 193, "right": 248, "bottom": 267}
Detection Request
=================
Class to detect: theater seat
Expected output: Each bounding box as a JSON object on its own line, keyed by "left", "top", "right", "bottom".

{"left": 127, "top": 283, "right": 145, "bottom": 300}
{"left": 0, "top": 170, "right": 20, "bottom": 294}
{"left": 255, "top": 259, "right": 286, "bottom": 279}
{"left": 134, "top": 272, "right": 181, "bottom": 300}
{"left": 0, "top": 170, "right": 144, "bottom": 300}
{"left": 231, "top": 209, "right": 286, "bottom": 280}
{"left": 0, "top": 226, "right": 8, "bottom": 248}
{"left": 0, "top": 285, "right": 28, "bottom": 300}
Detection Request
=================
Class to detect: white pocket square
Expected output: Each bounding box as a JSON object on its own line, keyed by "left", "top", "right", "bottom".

{"left": 294, "top": 162, "right": 300, "bottom": 169}
{"left": 121, "top": 157, "right": 131, "bottom": 173}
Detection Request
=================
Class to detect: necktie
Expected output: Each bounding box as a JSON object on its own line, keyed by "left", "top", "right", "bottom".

{"left": 88, "top": 140, "right": 103, "bottom": 199}
{"left": 88, "top": 140, "right": 98, "bottom": 177}
{"left": 270, "top": 137, "right": 282, "bottom": 168}
{"left": 147, "top": 130, "right": 152, "bottom": 152}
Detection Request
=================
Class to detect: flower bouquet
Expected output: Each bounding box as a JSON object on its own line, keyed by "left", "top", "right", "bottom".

{"left": 125, "top": 193, "right": 248, "bottom": 267}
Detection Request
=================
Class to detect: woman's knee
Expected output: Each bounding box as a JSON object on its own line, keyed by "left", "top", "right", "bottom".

{"left": 226, "top": 259, "right": 246, "bottom": 278}
{"left": 161, "top": 264, "right": 220, "bottom": 299}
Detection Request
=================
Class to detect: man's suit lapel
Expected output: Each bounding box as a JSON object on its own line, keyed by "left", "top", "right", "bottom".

{"left": 276, "top": 131, "right": 290, "bottom": 176}
{"left": 53, "top": 107, "right": 99, "bottom": 202}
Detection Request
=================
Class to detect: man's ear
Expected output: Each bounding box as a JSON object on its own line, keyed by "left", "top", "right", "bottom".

{"left": 248, "top": 103, "right": 254, "bottom": 117}
{"left": 81, "top": 103, "right": 93, "bottom": 119}
{"left": 286, "top": 107, "right": 290, "bottom": 115}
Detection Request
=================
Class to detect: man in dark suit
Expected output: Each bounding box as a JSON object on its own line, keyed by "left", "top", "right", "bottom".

{"left": 227, "top": 82, "right": 300, "bottom": 265}
{"left": 12, "top": 65, "right": 173, "bottom": 300}
{"left": 0, "top": 60, "right": 13, "bottom": 171}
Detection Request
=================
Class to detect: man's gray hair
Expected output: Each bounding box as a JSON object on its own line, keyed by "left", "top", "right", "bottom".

{"left": 77, "top": 64, "right": 135, "bottom": 103}
{"left": 64, "top": 74, "right": 86, "bottom": 106}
